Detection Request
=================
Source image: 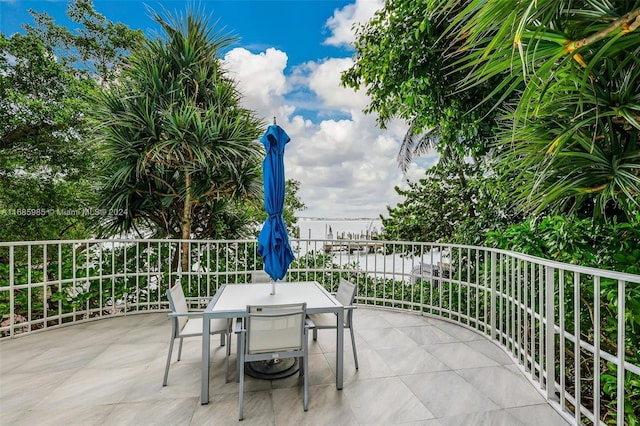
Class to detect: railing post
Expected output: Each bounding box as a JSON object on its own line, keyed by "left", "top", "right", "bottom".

{"left": 545, "top": 266, "right": 556, "bottom": 401}
{"left": 616, "top": 280, "right": 625, "bottom": 426}
{"left": 490, "top": 251, "right": 497, "bottom": 340}
{"left": 9, "top": 245, "right": 14, "bottom": 337}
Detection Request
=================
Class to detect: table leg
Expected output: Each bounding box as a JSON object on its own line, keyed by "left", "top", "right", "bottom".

{"left": 336, "top": 308, "right": 344, "bottom": 389}
{"left": 201, "top": 316, "right": 210, "bottom": 405}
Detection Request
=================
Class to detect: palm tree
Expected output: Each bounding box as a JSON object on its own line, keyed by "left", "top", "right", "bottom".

{"left": 440, "top": 0, "right": 640, "bottom": 219}
{"left": 95, "top": 6, "right": 264, "bottom": 271}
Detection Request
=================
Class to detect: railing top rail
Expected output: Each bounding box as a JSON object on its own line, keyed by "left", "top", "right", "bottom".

{"left": 1, "top": 237, "right": 638, "bottom": 283}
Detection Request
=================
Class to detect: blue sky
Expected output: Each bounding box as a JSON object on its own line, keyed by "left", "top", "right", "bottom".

{"left": 1, "top": 0, "right": 437, "bottom": 218}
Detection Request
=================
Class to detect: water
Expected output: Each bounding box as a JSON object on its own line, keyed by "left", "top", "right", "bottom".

{"left": 293, "top": 218, "right": 446, "bottom": 283}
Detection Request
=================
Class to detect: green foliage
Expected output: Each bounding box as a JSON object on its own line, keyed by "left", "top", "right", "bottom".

{"left": 24, "top": 0, "right": 144, "bottom": 83}
{"left": 439, "top": 0, "right": 640, "bottom": 219}
{"left": 486, "top": 215, "right": 640, "bottom": 274}
{"left": 0, "top": 0, "right": 143, "bottom": 242}
{"left": 0, "top": 32, "right": 99, "bottom": 241}
{"left": 381, "top": 161, "right": 521, "bottom": 244}
{"left": 95, "top": 6, "right": 264, "bottom": 241}
{"left": 342, "top": 0, "right": 505, "bottom": 169}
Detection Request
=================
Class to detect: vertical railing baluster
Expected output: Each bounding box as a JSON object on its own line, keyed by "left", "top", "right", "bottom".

{"left": 538, "top": 264, "right": 544, "bottom": 384}
{"left": 517, "top": 259, "right": 522, "bottom": 363}
{"left": 511, "top": 257, "right": 516, "bottom": 354}
{"left": 86, "top": 242, "right": 90, "bottom": 316}
{"left": 9, "top": 245, "right": 14, "bottom": 337}
{"left": 530, "top": 262, "right": 536, "bottom": 377}
{"left": 524, "top": 260, "right": 529, "bottom": 371}
{"left": 110, "top": 241, "right": 115, "bottom": 316}
{"left": 72, "top": 242, "right": 77, "bottom": 320}
{"left": 545, "top": 266, "right": 556, "bottom": 400}
{"left": 475, "top": 249, "right": 480, "bottom": 330}
{"left": 27, "top": 245, "right": 32, "bottom": 331}
{"left": 43, "top": 244, "right": 48, "bottom": 327}
{"left": 504, "top": 255, "right": 509, "bottom": 349}
{"left": 483, "top": 250, "right": 488, "bottom": 335}
{"left": 490, "top": 251, "right": 497, "bottom": 340}
{"left": 594, "top": 276, "right": 601, "bottom": 423}
{"left": 188, "top": 240, "right": 192, "bottom": 292}
{"left": 124, "top": 241, "right": 129, "bottom": 313}
{"left": 57, "top": 243, "right": 62, "bottom": 325}
{"left": 206, "top": 241, "right": 211, "bottom": 297}
{"left": 616, "top": 279, "right": 625, "bottom": 426}
{"left": 430, "top": 245, "right": 435, "bottom": 316}
{"left": 559, "top": 270, "right": 565, "bottom": 411}
{"left": 216, "top": 241, "right": 220, "bottom": 290}
{"left": 574, "top": 272, "right": 581, "bottom": 424}
{"left": 156, "top": 241, "right": 161, "bottom": 310}
{"left": 134, "top": 241, "right": 139, "bottom": 312}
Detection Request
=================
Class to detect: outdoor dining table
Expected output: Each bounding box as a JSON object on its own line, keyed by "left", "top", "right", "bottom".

{"left": 200, "top": 281, "right": 344, "bottom": 405}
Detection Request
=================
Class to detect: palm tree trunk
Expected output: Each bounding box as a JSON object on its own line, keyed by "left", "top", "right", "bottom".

{"left": 181, "top": 169, "right": 192, "bottom": 274}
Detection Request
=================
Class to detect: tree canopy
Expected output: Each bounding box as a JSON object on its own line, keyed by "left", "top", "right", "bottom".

{"left": 342, "top": 0, "right": 504, "bottom": 170}
{"left": 347, "top": 0, "right": 640, "bottom": 236}
{"left": 0, "top": 1, "right": 143, "bottom": 242}
{"left": 440, "top": 0, "right": 640, "bottom": 219}
{"left": 95, "top": 6, "right": 264, "bottom": 251}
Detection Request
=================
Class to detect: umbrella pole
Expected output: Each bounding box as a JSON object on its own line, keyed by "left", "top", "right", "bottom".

{"left": 270, "top": 279, "right": 276, "bottom": 295}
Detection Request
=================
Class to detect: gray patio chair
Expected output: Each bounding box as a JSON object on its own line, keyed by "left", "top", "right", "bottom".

{"left": 163, "top": 283, "right": 232, "bottom": 386}
{"left": 307, "top": 278, "right": 359, "bottom": 369}
{"left": 237, "top": 302, "right": 310, "bottom": 420}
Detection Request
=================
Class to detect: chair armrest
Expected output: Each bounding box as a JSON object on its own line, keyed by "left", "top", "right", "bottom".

{"left": 344, "top": 305, "right": 357, "bottom": 310}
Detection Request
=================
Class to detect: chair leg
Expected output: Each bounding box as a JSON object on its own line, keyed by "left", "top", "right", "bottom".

{"left": 225, "top": 331, "right": 231, "bottom": 383}
{"left": 349, "top": 326, "right": 359, "bottom": 370}
{"left": 236, "top": 334, "right": 241, "bottom": 383}
{"left": 303, "top": 343, "right": 309, "bottom": 410}
{"left": 312, "top": 327, "right": 318, "bottom": 341}
{"left": 177, "top": 337, "right": 184, "bottom": 361}
{"left": 238, "top": 334, "right": 245, "bottom": 421}
{"left": 298, "top": 356, "right": 303, "bottom": 377}
{"left": 163, "top": 337, "right": 175, "bottom": 386}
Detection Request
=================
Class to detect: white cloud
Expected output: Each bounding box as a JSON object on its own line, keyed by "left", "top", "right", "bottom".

{"left": 323, "top": 0, "right": 384, "bottom": 47}
{"left": 220, "top": 1, "right": 440, "bottom": 219}
{"left": 296, "top": 58, "right": 369, "bottom": 113}
{"left": 223, "top": 47, "right": 293, "bottom": 123}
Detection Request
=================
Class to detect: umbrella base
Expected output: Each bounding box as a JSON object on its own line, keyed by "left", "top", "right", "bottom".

{"left": 245, "top": 358, "right": 299, "bottom": 380}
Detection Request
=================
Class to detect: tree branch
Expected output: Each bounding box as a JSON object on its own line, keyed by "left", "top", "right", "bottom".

{"left": 570, "top": 8, "right": 640, "bottom": 51}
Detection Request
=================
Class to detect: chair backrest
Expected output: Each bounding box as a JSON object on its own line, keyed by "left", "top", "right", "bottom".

{"left": 335, "top": 278, "right": 357, "bottom": 306}
{"left": 246, "top": 303, "right": 306, "bottom": 354}
{"left": 251, "top": 270, "right": 271, "bottom": 283}
{"left": 167, "top": 283, "right": 189, "bottom": 331}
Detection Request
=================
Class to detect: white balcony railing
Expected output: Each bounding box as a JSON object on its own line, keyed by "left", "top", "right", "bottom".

{"left": 1, "top": 238, "right": 638, "bottom": 425}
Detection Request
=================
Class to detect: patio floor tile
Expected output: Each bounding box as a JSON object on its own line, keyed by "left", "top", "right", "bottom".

{"left": 0, "top": 308, "right": 570, "bottom": 425}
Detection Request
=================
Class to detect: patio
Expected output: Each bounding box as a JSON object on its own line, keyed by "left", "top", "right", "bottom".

{"left": 1, "top": 307, "right": 568, "bottom": 425}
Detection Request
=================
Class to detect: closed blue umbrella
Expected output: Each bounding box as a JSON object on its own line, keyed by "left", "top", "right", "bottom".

{"left": 257, "top": 124, "right": 294, "bottom": 292}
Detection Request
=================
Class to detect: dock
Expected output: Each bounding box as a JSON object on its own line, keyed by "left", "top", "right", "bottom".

{"left": 323, "top": 241, "right": 384, "bottom": 254}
